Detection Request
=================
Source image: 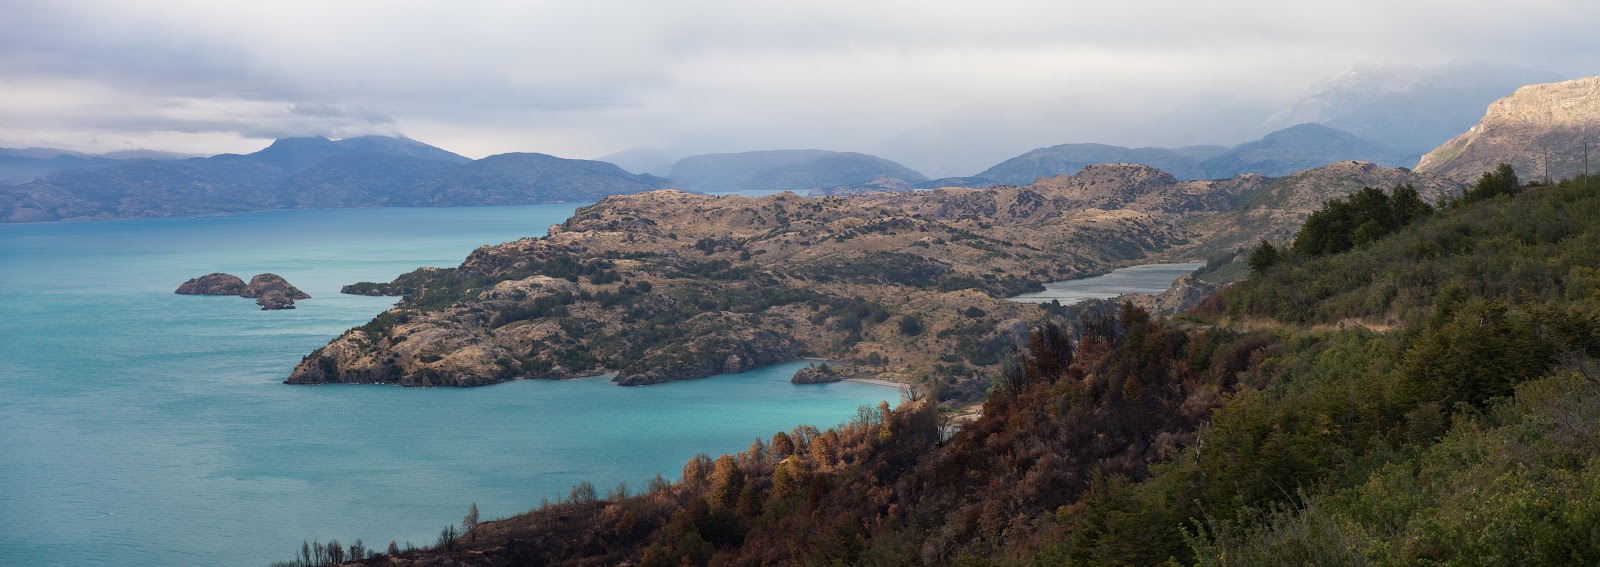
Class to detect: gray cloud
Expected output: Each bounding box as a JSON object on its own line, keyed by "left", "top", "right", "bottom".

{"left": 1, "top": 0, "right": 1596, "bottom": 172}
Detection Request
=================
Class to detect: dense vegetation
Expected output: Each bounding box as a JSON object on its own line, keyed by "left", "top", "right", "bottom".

{"left": 284, "top": 171, "right": 1600, "bottom": 566}
{"left": 1289, "top": 183, "right": 1433, "bottom": 257}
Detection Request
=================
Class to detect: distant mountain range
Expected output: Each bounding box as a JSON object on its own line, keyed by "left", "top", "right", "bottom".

{"left": 7, "top": 68, "right": 1586, "bottom": 222}
{"left": 667, "top": 150, "right": 928, "bottom": 193}
{"left": 811, "top": 123, "right": 1419, "bottom": 195}
{"left": 0, "top": 125, "right": 1449, "bottom": 222}
{"left": 0, "top": 136, "right": 669, "bottom": 222}
{"left": 0, "top": 145, "right": 209, "bottom": 186}
{"left": 0, "top": 153, "right": 121, "bottom": 186}
{"left": 1196, "top": 123, "right": 1419, "bottom": 178}
{"left": 971, "top": 144, "right": 1221, "bottom": 184}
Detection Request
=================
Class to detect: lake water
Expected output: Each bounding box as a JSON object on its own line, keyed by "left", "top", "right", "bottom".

{"left": 0, "top": 206, "right": 899, "bottom": 567}
{"left": 1007, "top": 262, "right": 1205, "bottom": 305}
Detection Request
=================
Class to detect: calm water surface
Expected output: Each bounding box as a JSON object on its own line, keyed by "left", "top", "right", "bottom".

{"left": 0, "top": 206, "right": 897, "bottom": 566}
{"left": 1007, "top": 262, "right": 1205, "bottom": 305}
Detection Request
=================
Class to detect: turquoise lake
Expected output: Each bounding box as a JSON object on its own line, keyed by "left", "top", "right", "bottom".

{"left": 0, "top": 206, "right": 899, "bottom": 567}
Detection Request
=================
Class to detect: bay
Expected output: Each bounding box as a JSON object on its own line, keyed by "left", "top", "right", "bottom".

{"left": 0, "top": 206, "right": 898, "bottom": 567}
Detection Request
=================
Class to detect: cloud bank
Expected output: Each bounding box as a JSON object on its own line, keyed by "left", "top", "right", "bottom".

{"left": 2, "top": 0, "right": 1596, "bottom": 176}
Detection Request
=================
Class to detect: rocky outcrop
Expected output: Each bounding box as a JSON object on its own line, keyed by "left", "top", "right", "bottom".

{"left": 175, "top": 273, "right": 247, "bottom": 295}
{"left": 791, "top": 364, "right": 845, "bottom": 384}
{"left": 255, "top": 291, "right": 296, "bottom": 310}
{"left": 286, "top": 171, "right": 1227, "bottom": 392}
{"left": 176, "top": 272, "right": 308, "bottom": 309}
{"left": 240, "top": 273, "right": 310, "bottom": 299}
{"left": 1122, "top": 275, "right": 1219, "bottom": 318}
{"left": 613, "top": 314, "right": 806, "bottom": 386}
{"left": 1417, "top": 76, "right": 1600, "bottom": 183}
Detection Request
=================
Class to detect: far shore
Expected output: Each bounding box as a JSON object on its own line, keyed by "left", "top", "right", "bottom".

{"left": 844, "top": 377, "right": 910, "bottom": 389}
{"left": 797, "top": 358, "right": 909, "bottom": 389}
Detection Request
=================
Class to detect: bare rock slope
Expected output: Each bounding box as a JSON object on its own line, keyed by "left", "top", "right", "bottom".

{"left": 1417, "top": 76, "right": 1600, "bottom": 183}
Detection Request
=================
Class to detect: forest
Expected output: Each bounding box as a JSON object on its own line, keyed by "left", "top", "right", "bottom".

{"left": 279, "top": 169, "right": 1600, "bottom": 566}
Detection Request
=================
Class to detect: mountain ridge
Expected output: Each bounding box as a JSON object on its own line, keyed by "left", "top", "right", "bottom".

{"left": 669, "top": 149, "right": 928, "bottom": 193}
{"left": 811, "top": 124, "right": 1417, "bottom": 196}
{"left": 0, "top": 136, "right": 668, "bottom": 222}
{"left": 1417, "top": 75, "right": 1600, "bottom": 182}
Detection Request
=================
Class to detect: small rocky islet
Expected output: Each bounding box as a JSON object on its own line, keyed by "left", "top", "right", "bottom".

{"left": 175, "top": 272, "right": 309, "bottom": 310}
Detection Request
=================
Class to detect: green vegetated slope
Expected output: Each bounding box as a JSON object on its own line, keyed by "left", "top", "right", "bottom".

{"left": 287, "top": 171, "right": 1600, "bottom": 566}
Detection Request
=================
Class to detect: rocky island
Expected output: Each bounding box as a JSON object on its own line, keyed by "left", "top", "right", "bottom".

{"left": 176, "top": 272, "right": 309, "bottom": 310}
{"left": 285, "top": 161, "right": 1453, "bottom": 397}
{"left": 174, "top": 272, "right": 247, "bottom": 295}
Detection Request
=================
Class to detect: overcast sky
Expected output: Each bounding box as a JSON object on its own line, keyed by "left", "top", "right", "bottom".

{"left": 2, "top": 0, "right": 1597, "bottom": 176}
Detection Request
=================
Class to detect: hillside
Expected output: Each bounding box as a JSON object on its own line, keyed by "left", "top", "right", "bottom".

{"left": 669, "top": 150, "right": 928, "bottom": 193}
{"left": 1417, "top": 75, "right": 1600, "bottom": 182}
{"left": 278, "top": 154, "right": 462, "bottom": 209}
{"left": 0, "top": 160, "right": 266, "bottom": 222}
{"left": 290, "top": 172, "right": 1600, "bottom": 567}
{"left": 287, "top": 164, "right": 1267, "bottom": 394}
{"left": 1178, "top": 160, "right": 1463, "bottom": 258}
{"left": 0, "top": 136, "right": 670, "bottom": 222}
{"left": 289, "top": 160, "right": 1482, "bottom": 394}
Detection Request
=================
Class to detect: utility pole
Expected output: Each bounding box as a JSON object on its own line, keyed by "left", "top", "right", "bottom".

{"left": 1582, "top": 120, "right": 1590, "bottom": 186}
{"left": 1543, "top": 147, "right": 1550, "bottom": 184}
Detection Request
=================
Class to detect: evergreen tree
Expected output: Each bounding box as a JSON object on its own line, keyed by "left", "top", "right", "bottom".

{"left": 1389, "top": 183, "right": 1433, "bottom": 225}
{"left": 1347, "top": 186, "right": 1397, "bottom": 246}
{"left": 708, "top": 455, "right": 744, "bottom": 509}
{"left": 769, "top": 431, "right": 796, "bottom": 458}
{"left": 1293, "top": 184, "right": 1438, "bottom": 257}
{"left": 1293, "top": 198, "right": 1354, "bottom": 256}
{"left": 1461, "top": 163, "right": 1520, "bottom": 204}
{"left": 1247, "top": 239, "right": 1280, "bottom": 273}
